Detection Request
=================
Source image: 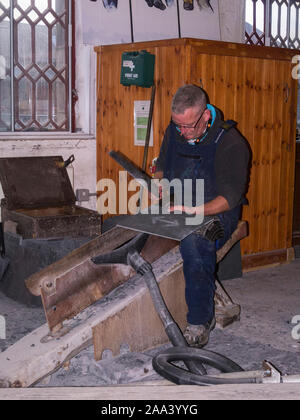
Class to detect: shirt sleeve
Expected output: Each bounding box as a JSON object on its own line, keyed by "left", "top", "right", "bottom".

{"left": 215, "top": 128, "right": 251, "bottom": 209}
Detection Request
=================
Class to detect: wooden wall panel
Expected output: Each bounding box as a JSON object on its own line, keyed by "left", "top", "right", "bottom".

{"left": 293, "top": 143, "right": 300, "bottom": 246}
{"left": 96, "top": 42, "right": 192, "bottom": 216}
{"left": 191, "top": 49, "right": 296, "bottom": 256}
{"left": 95, "top": 38, "right": 297, "bottom": 262}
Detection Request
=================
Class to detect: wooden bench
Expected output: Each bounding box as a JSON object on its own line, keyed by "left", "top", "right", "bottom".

{"left": 92, "top": 220, "right": 248, "bottom": 359}
{"left": 25, "top": 220, "right": 248, "bottom": 352}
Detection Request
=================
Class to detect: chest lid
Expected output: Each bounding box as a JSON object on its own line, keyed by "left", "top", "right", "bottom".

{"left": 0, "top": 156, "right": 76, "bottom": 210}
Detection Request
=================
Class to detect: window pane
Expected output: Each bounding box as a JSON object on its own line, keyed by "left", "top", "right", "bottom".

{"left": 271, "top": 1, "right": 279, "bottom": 38}
{"left": 245, "top": 0, "right": 265, "bottom": 45}
{"left": 36, "top": 77, "right": 49, "bottom": 126}
{"left": 245, "top": 0, "right": 300, "bottom": 130}
{"left": 256, "top": 0, "right": 265, "bottom": 33}
{"left": 0, "top": 0, "right": 71, "bottom": 132}
{"left": 14, "top": 0, "right": 69, "bottom": 131}
{"left": 0, "top": 0, "right": 11, "bottom": 131}
{"left": 18, "top": 75, "right": 33, "bottom": 126}
{"left": 0, "top": 0, "right": 70, "bottom": 132}
{"left": 245, "top": 0, "right": 254, "bottom": 26}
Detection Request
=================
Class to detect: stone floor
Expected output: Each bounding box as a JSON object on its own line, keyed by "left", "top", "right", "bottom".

{"left": 1, "top": 258, "right": 300, "bottom": 388}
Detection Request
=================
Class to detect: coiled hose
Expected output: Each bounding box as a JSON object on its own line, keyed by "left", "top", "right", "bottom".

{"left": 141, "top": 267, "right": 258, "bottom": 385}
{"left": 152, "top": 346, "right": 257, "bottom": 386}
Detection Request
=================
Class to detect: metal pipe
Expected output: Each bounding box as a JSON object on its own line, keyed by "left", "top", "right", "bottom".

{"left": 210, "top": 370, "right": 264, "bottom": 381}
{"left": 68, "top": 0, "right": 72, "bottom": 132}
{"left": 176, "top": 0, "right": 181, "bottom": 38}
{"left": 10, "top": 0, "right": 14, "bottom": 132}
{"left": 265, "top": 0, "right": 271, "bottom": 46}
{"left": 129, "top": 0, "right": 134, "bottom": 43}
{"left": 282, "top": 374, "right": 300, "bottom": 383}
{"left": 287, "top": 0, "right": 291, "bottom": 48}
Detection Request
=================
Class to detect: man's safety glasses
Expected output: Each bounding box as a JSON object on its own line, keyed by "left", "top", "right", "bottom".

{"left": 172, "top": 108, "right": 206, "bottom": 130}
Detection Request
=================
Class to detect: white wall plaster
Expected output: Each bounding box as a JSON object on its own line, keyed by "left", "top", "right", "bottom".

{"left": 219, "top": 0, "right": 246, "bottom": 43}
{"left": 179, "top": 0, "right": 220, "bottom": 40}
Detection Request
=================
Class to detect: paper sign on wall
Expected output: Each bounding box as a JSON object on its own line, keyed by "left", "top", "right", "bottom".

{"left": 134, "top": 101, "right": 153, "bottom": 147}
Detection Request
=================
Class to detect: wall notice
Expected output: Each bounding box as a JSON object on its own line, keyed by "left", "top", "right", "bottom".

{"left": 134, "top": 101, "right": 153, "bottom": 147}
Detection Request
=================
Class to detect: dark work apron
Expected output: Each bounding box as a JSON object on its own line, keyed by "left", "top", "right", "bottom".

{"left": 163, "top": 121, "right": 241, "bottom": 228}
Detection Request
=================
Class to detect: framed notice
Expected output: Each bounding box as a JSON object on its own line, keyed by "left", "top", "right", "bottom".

{"left": 134, "top": 100, "right": 153, "bottom": 147}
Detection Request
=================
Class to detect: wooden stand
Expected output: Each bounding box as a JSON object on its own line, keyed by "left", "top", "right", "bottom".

{"left": 92, "top": 221, "right": 248, "bottom": 360}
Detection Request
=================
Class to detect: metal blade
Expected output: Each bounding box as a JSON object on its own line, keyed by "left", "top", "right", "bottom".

{"left": 109, "top": 150, "right": 157, "bottom": 197}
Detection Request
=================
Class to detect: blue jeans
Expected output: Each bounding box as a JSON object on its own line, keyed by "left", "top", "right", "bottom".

{"left": 179, "top": 207, "right": 240, "bottom": 325}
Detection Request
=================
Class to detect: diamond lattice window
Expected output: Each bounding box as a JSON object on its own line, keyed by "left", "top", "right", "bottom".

{"left": 0, "top": 0, "right": 72, "bottom": 132}
{"left": 246, "top": 0, "right": 300, "bottom": 49}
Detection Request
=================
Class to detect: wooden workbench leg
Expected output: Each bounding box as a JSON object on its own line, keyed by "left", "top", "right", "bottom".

{"left": 214, "top": 279, "right": 241, "bottom": 329}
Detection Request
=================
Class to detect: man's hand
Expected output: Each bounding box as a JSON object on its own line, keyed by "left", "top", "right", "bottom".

{"left": 169, "top": 196, "right": 229, "bottom": 216}
{"left": 148, "top": 171, "right": 163, "bottom": 204}
{"left": 169, "top": 204, "right": 202, "bottom": 214}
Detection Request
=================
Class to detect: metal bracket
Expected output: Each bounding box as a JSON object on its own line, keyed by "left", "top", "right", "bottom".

{"left": 76, "top": 189, "right": 97, "bottom": 202}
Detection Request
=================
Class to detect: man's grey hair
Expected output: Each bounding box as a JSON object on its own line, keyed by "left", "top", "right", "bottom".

{"left": 171, "top": 84, "right": 207, "bottom": 115}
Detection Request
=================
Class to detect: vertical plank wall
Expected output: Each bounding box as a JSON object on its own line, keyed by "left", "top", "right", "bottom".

{"left": 190, "top": 44, "right": 297, "bottom": 258}
{"left": 95, "top": 38, "right": 297, "bottom": 264}
{"left": 96, "top": 40, "right": 191, "bottom": 178}
{"left": 95, "top": 40, "right": 192, "bottom": 216}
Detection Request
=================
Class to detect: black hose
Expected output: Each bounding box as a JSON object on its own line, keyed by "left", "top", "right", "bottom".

{"left": 92, "top": 231, "right": 252, "bottom": 384}
{"left": 91, "top": 232, "right": 206, "bottom": 374}
{"left": 142, "top": 270, "right": 207, "bottom": 376}
{"left": 152, "top": 346, "right": 256, "bottom": 386}
{"left": 139, "top": 242, "right": 252, "bottom": 385}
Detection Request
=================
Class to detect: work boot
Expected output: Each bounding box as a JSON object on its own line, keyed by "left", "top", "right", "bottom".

{"left": 184, "top": 317, "right": 216, "bottom": 347}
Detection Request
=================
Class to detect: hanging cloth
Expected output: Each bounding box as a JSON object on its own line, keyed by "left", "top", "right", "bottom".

{"left": 102, "top": 0, "right": 118, "bottom": 10}
{"left": 183, "top": 0, "right": 194, "bottom": 10}
{"left": 145, "top": 0, "right": 168, "bottom": 10}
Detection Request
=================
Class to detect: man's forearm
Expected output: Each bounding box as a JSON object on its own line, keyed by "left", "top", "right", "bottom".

{"left": 203, "top": 195, "right": 230, "bottom": 216}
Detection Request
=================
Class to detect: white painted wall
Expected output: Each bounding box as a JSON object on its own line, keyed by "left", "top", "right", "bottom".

{"left": 219, "top": 0, "right": 246, "bottom": 43}
{"left": 80, "top": 0, "right": 221, "bottom": 45}
{"left": 0, "top": 0, "right": 245, "bottom": 217}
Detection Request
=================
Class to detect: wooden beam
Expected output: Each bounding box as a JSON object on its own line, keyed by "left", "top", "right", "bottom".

{"left": 0, "top": 248, "right": 182, "bottom": 388}
{"left": 93, "top": 260, "right": 186, "bottom": 359}
{"left": 242, "top": 248, "right": 290, "bottom": 271}
{"left": 92, "top": 223, "right": 247, "bottom": 358}
{"left": 25, "top": 227, "right": 177, "bottom": 333}
{"left": 1, "top": 383, "right": 300, "bottom": 400}
{"left": 25, "top": 226, "right": 138, "bottom": 296}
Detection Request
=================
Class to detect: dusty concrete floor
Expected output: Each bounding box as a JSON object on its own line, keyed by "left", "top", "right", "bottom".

{"left": 0, "top": 258, "right": 300, "bottom": 387}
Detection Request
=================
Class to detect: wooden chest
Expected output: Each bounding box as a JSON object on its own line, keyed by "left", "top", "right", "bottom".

{"left": 0, "top": 156, "right": 101, "bottom": 239}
